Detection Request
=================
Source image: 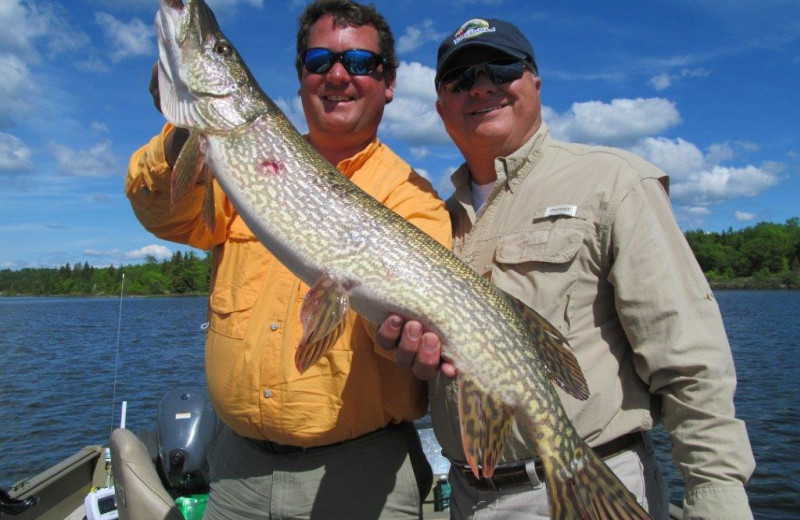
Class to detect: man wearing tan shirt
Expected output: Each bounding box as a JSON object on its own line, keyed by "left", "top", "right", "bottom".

{"left": 126, "top": 1, "right": 451, "bottom": 518}
{"left": 378, "top": 17, "right": 755, "bottom": 519}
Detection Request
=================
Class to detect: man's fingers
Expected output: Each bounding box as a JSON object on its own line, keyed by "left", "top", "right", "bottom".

{"left": 377, "top": 316, "right": 455, "bottom": 381}
{"left": 376, "top": 314, "right": 404, "bottom": 351}
{"left": 412, "top": 332, "right": 442, "bottom": 381}
{"left": 439, "top": 357, "right": 458, "bottom": 379}
{"left": 395, "top": 321, "right": 422, "bottom": 370}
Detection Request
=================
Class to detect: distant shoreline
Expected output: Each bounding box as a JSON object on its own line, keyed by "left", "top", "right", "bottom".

{"left": 1, "top": 284, "right": 797, "bottom": 298}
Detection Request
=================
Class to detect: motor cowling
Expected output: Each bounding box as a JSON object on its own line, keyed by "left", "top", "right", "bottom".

{"left": 156, "top": 388, "right": 216, "bottom": 492}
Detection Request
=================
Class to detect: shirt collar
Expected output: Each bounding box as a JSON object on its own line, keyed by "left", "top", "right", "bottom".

{"left": 450, "top": 122, "right": 551, "bottom": 193}
{"left": 337, "top": 138, "right": 382, "bottom": 179}
{"left": 299, "top": 135, "right": 382, "bottom": 179}
{"left": 495, "top": 122, "right": 550, "bottom": 193}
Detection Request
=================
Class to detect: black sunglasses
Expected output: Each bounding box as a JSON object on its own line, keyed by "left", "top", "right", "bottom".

{"left": 438, "top": 59, "right": 527, "bottom": 93}
{"left": 301, "top": 48, "right": 388, "bottom": 76}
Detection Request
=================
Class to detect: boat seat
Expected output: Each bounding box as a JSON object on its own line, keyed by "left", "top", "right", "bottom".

{"left": 110, "top": 428, "right": 184, "bottom": 520}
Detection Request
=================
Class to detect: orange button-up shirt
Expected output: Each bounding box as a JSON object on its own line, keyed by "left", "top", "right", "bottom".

{"left": 126, "top": 124, "right": 452, "bottom": 446}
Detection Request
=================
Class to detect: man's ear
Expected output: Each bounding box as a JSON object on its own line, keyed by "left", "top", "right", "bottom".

{"left": 385, "top": 73, "right": 396, "bottom": 104}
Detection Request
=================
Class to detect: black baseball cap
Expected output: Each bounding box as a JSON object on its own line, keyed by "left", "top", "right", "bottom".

{"left": 435, "top": 18, "right": 537, "bottom": 85}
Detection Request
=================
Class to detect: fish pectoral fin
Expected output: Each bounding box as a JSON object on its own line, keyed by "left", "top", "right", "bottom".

{"left": 171, "top": 131, "right": 217, "bottom": 232}
{"left": 171, "top": 131, "right": 206, "bottom": 207}
{"left": 509, "top": 294, "right": 590, "bottom": 401}
{"left": 294, "top": 273, "right": 351, "bottom": 374}
{"left": 201, "top": 166, "right": 216, "bottom": 232}
{"left": 458, "top": 377, "right": 513, "bottom": 479}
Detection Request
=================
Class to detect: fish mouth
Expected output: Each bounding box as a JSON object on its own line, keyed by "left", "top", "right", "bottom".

{"left": 155, "top": 0, "right": 218, "bottom": 88}
{"left": 155, "top": 0, "right": 212, "bottom": 129}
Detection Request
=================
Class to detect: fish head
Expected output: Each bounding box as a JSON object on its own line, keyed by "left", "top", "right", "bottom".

{"left": 155, "top": 0, "right": 265, "bottom": 133}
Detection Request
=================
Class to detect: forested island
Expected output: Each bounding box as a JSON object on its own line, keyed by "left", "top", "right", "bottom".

{"left": 2, "top": 218, "right": 799, "bottom": 296}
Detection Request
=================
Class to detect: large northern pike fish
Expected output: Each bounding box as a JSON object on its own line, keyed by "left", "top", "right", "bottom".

{"left": 154, "top": 1, "right": 652, "bottom": 518}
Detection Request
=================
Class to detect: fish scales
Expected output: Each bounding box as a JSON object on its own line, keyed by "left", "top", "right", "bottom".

{"left": 214, "top": 115, "right": 526, "bottom": 383}
{"left": 154, "top": 1, "right": 654, "bottom": 518}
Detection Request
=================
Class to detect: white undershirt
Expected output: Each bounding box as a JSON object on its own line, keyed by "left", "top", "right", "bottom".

{"left": 471, "top": 180, "right": 496, "bottom": 212}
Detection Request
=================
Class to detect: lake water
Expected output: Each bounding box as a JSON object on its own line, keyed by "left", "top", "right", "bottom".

{"left": 1, "top": 291, "right": 798, "bottom": 519}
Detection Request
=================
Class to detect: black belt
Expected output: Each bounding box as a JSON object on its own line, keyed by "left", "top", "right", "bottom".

{"left": 459, "top": 432, "right": 644, "bottom": 491}
{"left": 247, "top": 421, "right": 411, "bottom": 455}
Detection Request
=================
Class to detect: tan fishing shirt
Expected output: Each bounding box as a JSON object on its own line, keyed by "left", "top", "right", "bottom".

{"left": 431, "top": 123, "right": 755, "bottom": 518}
{"left": 126, "top": 123, "right": 452, "bottom": 447}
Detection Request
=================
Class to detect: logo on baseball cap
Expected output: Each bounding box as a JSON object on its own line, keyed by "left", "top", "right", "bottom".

{"left": 435, "top": 18, "right": 537, "bottom": 84}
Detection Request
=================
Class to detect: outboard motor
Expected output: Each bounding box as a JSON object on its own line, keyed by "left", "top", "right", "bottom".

{"left": 156, "top": 388, "right": 216, "bottom": 492}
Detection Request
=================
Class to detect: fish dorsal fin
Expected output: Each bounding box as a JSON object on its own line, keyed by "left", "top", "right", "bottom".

{"left": 507, "top": 293, "right": 590, "bottom": 401}
{"left": 294, "top": 273, "right": 350, "bottom": 374}
{"left": 458, "top": 376, "right": 513, "bottom": 479}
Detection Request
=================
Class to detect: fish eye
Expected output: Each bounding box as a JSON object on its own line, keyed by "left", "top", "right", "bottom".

{"left": 214, "top": 41, "right": 233, "bottom": 57}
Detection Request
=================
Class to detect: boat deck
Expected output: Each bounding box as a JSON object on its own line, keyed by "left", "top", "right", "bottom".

{"left": 2, "top": 440, "right": 682, "bottom": 520}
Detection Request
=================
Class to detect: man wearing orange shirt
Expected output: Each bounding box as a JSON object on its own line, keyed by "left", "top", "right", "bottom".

{"left": 125, "top": 1, "right": 451, "bottom": 518}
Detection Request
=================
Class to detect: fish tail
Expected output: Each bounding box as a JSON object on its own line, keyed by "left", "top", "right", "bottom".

{"left": 543, "top": 442, "right": 652, "bottom": 520}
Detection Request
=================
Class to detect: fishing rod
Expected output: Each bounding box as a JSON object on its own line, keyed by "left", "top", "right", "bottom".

{"left": 110, "top": 273, "right": 127, "bottom": 435}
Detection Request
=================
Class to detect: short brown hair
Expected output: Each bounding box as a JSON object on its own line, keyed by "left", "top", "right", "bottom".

{"left": 295, "top": 0, "right": 398, "bottom": 81}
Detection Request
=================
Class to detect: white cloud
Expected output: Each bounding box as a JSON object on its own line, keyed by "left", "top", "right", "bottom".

{"left": 95, "top": 12, "right": 153, "bottom": 63}
{"left": 0, "top": 0, "right": 46, "bottom": 61}
{"left": 544, "top": 97, "right": 681, "bottom": 146}
{"left": 671, "top": 164, "right": 777, "bottom": 204}
{"left": 51, "top": 140, "right": 119, "bottom": 178}
{"left": 630, "top": 137, "right": 705, "bottom": 178}
{"left": 688, "top": 206, "right": 711, "bottom": 216}
{"left": 410, "top": 147, "right": 431, "bottom": 160}
{"left": 397, "top": 19, "right": 443, "bottom": 54}
{"left": 632, "top": 136, "right": 781, "bottom": 205}
{"left": 382, "top": 61, "right": 450, "bottom": 145}
{"left": 648, "top": 73, "right": 672, "bottom": 92}
{"left": 648, "top": 68, "right": 710, "bottom": 91}
{"left": 735, "top": 211, "right": 756, "bottom": 222}
{"left": 124, "top": 244, "right": 173, "bottom": 261}
{"left": 630, "top": 136, "right": 778, "bottom": 206}
{"left": 0, "top": 132, "right": 32, "bottom": 172}
{"left": 0, "top": 53, "right": 38, "bottom": 126}
{"left": 0, "top": 1, "right": 89, "bottom": 62}
{"left": 85, "top": 244, "right": 173, "bottom": 262}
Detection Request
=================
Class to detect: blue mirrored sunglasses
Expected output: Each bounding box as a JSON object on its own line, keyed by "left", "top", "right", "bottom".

{"left": 438, "top": 59, "right": 527, "bottom": 93}
{"left": 301, "top": 48, "right": 387, "bottom": 76}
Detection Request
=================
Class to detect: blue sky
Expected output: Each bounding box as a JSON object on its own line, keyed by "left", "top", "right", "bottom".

{"left": 1, "top": 0, "right": 798, "bottom": 269}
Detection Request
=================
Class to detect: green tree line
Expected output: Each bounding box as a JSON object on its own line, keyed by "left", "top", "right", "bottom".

{"left": 684, "top": 217, "right": 800, "bottom": 288}
{"left": 1, "top": 218, "right": 799, "bottom": 296}
{"left": 0, "top": 251, "right": 211, "bottom": 296}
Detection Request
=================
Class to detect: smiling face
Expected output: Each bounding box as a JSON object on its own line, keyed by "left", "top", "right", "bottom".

{"left": 436, "top": 47, "right": 542, "bottom": 178}
{"left": 299, "top": 15, "right": 394, "bottom": 164}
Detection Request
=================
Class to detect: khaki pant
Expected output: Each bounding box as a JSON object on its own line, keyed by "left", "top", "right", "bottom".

{"left": 448, "top": 434, "right": 670, "bottom": 520}
{"left": 204, "top": 421, "right": 431, "bottom": 520}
